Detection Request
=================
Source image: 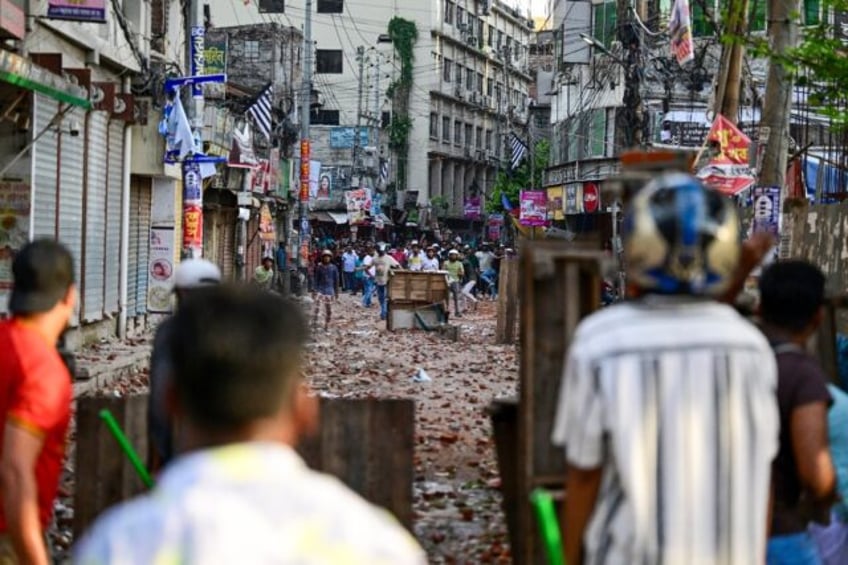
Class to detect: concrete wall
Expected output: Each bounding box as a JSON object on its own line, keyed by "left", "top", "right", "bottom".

{"left": 787, "top": 202, "right": 848, "bottom": 294}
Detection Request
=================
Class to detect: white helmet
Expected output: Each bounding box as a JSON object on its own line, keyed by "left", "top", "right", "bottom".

{"left": 174, "top": 259, "right": 222, "bottom": 290}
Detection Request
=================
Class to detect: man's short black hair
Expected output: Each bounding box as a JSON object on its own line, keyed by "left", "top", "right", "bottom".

{"left": 759, "top": 260, "right": 826, "bottom": 333}
{"left": 9, "top": 239, "right": 75, "bottom": 314}
{"left": 168, "top": 284, "right": 308, "bottom": 430}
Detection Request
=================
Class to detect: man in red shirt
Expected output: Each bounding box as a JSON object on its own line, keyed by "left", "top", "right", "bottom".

{"left": 0, "top": 240, "right": 76, "bottom": 564}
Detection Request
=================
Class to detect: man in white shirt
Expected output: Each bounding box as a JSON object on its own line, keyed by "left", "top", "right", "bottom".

{"left": 421, "top": 246, "right": 440, "bottom": 271}
{"left": 552, "top": 173, "right": 779, "bottom": 565}
{"left": 341, "top": 246, "right": 358, "bottom": 293}
{"left": 406, "top": 241, "right": 425, "bottom": 272}
{"left": 360, "top": 245, "right": 376, "bottom": 308}
{"left": 75, "top": 285, "right": 426, "bottom": 565}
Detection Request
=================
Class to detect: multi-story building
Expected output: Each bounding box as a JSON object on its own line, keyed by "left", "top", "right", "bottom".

{"left": 207, "top": 0, "right": 533, "bottom": 231}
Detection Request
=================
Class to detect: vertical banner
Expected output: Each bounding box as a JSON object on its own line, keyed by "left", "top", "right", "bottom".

{"left": 752, "top": 186, "right": 782, "bottom": 238}
{"left": 345, "top": 188, "right": 371, "bottom": 225}
{"left": 308, "top": 160, "right": 322, "bottom": 200}
{"left": 463, "top": 196, "right": 482, "bottom": 220}
{"left": 519, "top": 190, "right": 548, "bottom": 226}
{"left": 299, "top": 140, "right": 310, "bottom": 202}
{"left": 190, "top": 25, "right": 205, "bottom": 98}
{"left": 182, "top": 161, "right": 203, "bottom": 256}
{"left": 669, "top": 0, "right": 694, "bottom": 66}
{"left": 487, "top": 213, "right": 504, "bottom": 241}
{"left": 148, "top": 227, "right": 176, "bottom": 313}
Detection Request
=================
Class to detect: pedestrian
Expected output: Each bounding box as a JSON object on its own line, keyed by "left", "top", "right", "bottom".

{"left": 552, "top": 173, "right": 779, "bottom": 565}
{"left": 406, "top": 241, "right": 425, "bottom": 271}
{"left": 421, "top": 246, "right": 440, "bottom": 271}
{"left": 254, "top": 256, "right": 275, "bottom": 290}
{"left": 74, "top": 285, "right": 427, "bottom": 564}
{"left": 148, "top": 258, "right": 222, "bottom": 473}
{"left": 443, "top": 249, "right": 465, "bottom": 318}
{"left": 373, "top": 243, "right": 401, "bottom": 321}
{"left": 352, "top": 248, "right": 365, "bottom": 296}
{"left": 360, "top": 245, "right": 376, "bottom": 308}
{"left": 0, "top": 240, "right": 76, "bottom": 564}
{"left": 758, "top": 260, "right": 837, "bottom": 564}
{"left": 312, "top": 250, "right": 340, "bottom": 331}
{"left": 341, "top": 246, "right": 358, "bottom": 293}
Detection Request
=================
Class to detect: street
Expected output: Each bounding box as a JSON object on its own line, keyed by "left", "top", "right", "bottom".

{"left": 54, "top": 291, "right": 518, "bottom": 563}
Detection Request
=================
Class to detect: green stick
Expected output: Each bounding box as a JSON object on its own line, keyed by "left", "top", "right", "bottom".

{"left": 530, "top": 488, "right": 565, "bottom": 565}
{"left": 98, "top": 409, "right": 155, "bottom": 489}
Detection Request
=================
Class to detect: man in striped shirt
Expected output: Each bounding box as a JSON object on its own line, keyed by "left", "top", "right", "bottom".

{"left": 553, "top": 173, "right": 780, "bottom": 564}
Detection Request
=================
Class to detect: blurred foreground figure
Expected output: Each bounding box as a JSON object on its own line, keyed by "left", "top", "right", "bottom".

{"left": 552, "top": 174, "right": 779, "bottom": 564}
{"left": 75, "top": 285, "right": 425, "bottom": 564}
{"left": 0, "top": 240, "right": 76, "bottom": 565}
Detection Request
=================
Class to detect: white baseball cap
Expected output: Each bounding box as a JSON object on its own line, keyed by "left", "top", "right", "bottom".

{"left": 174, "top": 259, "right": 222, "bottom": 290}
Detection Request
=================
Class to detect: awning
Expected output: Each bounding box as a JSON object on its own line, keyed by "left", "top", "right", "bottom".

{"left": 0, "top": 50, "right": 90, "bottom": 108}
{"left": 327, "top": 211, "right": 349, "bottom": 225}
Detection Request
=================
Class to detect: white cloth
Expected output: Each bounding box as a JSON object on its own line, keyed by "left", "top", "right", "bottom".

{"left": 552, "top": 298, "right": 778, "bottom": 565}
{"left": 362, "top": 254, "right": 375, "bottom": 278}
{"left": 74, "top": 443, "right": 426, "bottom": 565}
{"left": 476, "top": 250, "right": 494, "bottom": 273}
{"left": 421, "top": 256, "right": 440, "bottom": 271}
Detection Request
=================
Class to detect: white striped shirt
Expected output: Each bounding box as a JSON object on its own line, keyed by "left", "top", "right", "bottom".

{"left": 552, "top": 297, "right": 779, "bottom": 565}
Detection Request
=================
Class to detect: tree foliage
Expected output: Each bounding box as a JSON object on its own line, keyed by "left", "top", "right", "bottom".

{"left": 486, "top": 139, "right": 550, "bottom": 213}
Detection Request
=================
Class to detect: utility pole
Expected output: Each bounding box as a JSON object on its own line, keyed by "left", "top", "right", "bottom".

{"left": 352, "top": 46, "right": 366, "bottom": 177}
{"left": 183, "top": 0, "right": 205, "bottom": 259}
{"left": 714, "top": 0, "right": 749, "bottom": 123}
{"left": 758, "top": 0, "right": 798, "bottom": 190}
{"left": 297, "top": 0, "right": 313, "bottom": 286}
{"left": 615, "top": 0, "right": 642, "bottom": 150}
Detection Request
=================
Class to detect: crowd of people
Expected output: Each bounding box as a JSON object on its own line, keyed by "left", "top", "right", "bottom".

{"left": 3, "top": 171, "right": 848, "bottom": 564}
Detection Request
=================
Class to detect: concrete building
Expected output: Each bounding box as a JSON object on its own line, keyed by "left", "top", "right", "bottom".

{"left": 206, "top": 0, "right": 533, "bottom": 230}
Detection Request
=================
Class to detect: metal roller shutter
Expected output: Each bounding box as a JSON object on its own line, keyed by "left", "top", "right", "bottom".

{"left": 135, "top": 181, "right": 151, "bottom": 314}
{"left": 104, "top": 121, "right": 124, "bottom": 314}
{"left": 58, "top": 106, "right": 85, "bottom": 325}
{"left": 32, "top": 95, "right": 58, "bottom": 238}
{"left": 221, "top": 208, "right": 236, "bottom": 281}
{"left": 126, "top": 179, "right": 141, "bottom": 316}
{"left": 83, "top": 111, "right": 109, "bottom": 322}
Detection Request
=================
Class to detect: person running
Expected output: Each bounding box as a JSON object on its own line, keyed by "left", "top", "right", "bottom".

{"left": 552, "top": 173, "right": 779, "bottom": 565}
{"left": 758, "top": 260, "right": 837, "bottom": 564}
{"left": 0, "top": 240, "right": 76, "bottom": 564}
{"left": 74, "top": 285, "right": 426, "bottom": 564}
{"left": 312, "top": 250, "right": 340, "bottom": 331}
{"left": 253, "top": 256, "right": 275, "bottom": 290}
{"left": 360, "top": 245, "right": 376, "bottom": 308}
{"left": 443, "top": 249, "right": 465, "bottom": 318}
{"left": 149, "top": 259, "right": 222, "bottom": 472}
{"left": 421, "top": 246, "right": 440, "bottom": 272}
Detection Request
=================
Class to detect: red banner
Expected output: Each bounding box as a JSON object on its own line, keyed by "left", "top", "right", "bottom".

{"left": 299, "top": 140, "right": 310, "bottom": 202}
{"left": 707, "top": 114, "right": 750, "bottom": 165}
{"left": 182, "top": 204, "right": 203, "bottom": 251}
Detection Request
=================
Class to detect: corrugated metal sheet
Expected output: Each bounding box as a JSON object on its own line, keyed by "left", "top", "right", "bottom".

{"left": 83, "top": 112, "right": 109, "bottom": 322}
{"left": 58, "top": 107, "right": 85, "bottom": 325}
{"left": 203, "top": 206, "right": 237, "bottom": 281}
{"left": 104, "top": 120, "right": 124, "bottom": 314}
{"left": 127, "top": 178, "right": 142, "bottom": 316}
{"left": 33, "top": 95, "right": 58, "bottom": 238}
{"left": 134, "top": 180, "right": 152, "bottom": 315}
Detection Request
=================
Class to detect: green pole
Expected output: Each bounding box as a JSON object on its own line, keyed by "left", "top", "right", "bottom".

{"left": 530, "top": 488, "right": 565, "bottom": 565}
{"left": 98, "top": 409, "right": 155, "bottom": 489}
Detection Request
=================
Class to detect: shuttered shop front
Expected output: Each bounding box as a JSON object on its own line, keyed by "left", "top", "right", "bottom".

{"left": 104, "top": 120, "right": 125, "bottom": 314}
{"left": 32, "top": 94, "right": 58, "bottom": 238}
{"left": 127, "top": 176, "right": 151, "bottom": 316}
{"left": 58, "top": 106, "right": 85, "bottom": 326}
{"left": 82, "top": 111, "right": 109, "bottom": 322}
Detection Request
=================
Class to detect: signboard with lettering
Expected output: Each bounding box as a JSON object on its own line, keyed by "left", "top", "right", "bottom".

{"left": 48, "top": 0, "right": 105, "bottom": 22}
{"left": 330, "top": 127, "right": 369, "bottom": 149}
{"left": 190, "top": 26, "right": 205, "bottom": 98}
{"left": 204, "top": 36, "right": 227, "bottom": 75}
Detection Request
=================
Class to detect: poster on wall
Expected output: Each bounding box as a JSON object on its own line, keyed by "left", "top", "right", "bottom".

{"left": 345, "top": 188, "right": 372, "bottom": 225}
{"left": 47, "top": 0, "right": 106, "bottom": 22}
{"left": 148, "top": 227, "right": 176, "bottom": 313}
{"left": 464, "top": 197, "right": 482, "bottom": 220}
{"left": 751, "top": 186, "right": 782, "bottom": 238}
{"left": 0, "top": 181, "right": 30, "bottom": 302}
{"left": 487, "top": 213, "right": 504, "bottom": 241}
{"left": 308, "top": 160, "right": 322, "bottom": 200}
{"left": 519, "top": 190, "right": 548, "bottom": 226}
{"left": 316, "top": 171, "right": 332, "bottom": 200}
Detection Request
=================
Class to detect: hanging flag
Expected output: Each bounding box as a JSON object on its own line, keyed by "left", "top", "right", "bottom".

{"left": 165, "top": 91, "right": 196, "bottom": 160}
{"left": 669, "top": 0, "right": 694, "bottom": 66}
{"left": 247, "top": 83, "right": 273, "bottom": 141}
{"left": 509, "top": 133, "right": 528, "bottom": 170}
{"left": 378, "top": 158, "right": 389, "bottom": 185}
{"left": 501, "top": 192, "right": 514, "bottom": 212}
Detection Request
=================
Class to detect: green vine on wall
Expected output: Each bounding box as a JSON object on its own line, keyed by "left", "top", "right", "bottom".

{"left": 387, "top": 17, "right": 417, "bottom": 192}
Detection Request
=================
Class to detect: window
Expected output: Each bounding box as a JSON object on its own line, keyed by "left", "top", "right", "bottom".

{"left": 477, "top": 19, "right": 484, "bottom": 43}
{"left": 588, "top": 109, "right": 606, "bottom": 157}
{"left": 443, "top": 58, "right": 453, "bottom": 82}
{"left": 457, "top": 6, "right": 464, "bottom": 28}
{"left": 475, "top": 126, "right": 482, "bottom": 148}
{"left": 592, "top": 1, "right": 617, "bottom": 48}
{"left": 477, "top": 72, "right": 484, "bottom": 93}
{"left": 497, "top": 30, "right": 503, "bottom": 50}
{"left": 495, "top": 83, "right": 502, "bottom": 105}
{"left": 244, "top": 40, "right": 260, "bottom": 62}
{"left": 442, "top": 116, "right": 451, "bottom": 141}
{"left": 804, "top": 0, "right": 820, "bottom": 24}
{"left": 444, "top": 0, "right": 454, "bottom": 24}
{"left": 381, "top": 111, "right": 391, "bottom": 128}
{"left": 316, "top": 50, "right": 343, "bottom": 73}
{"left": 495, "top": 133, "right": 501, "bottom": 156}
{"left": 487, "top": 25, "right": 494, "bottom": 47}
{"left": 430, "top": 113, "right": 439, "bottom": 138}
{"left": 312, "top": 109, "right": 340, "bottom": 125}
{"left": 454, "top": 119, "right": 462, "bottom": 144}
{"left": 487, "top": 77, "right": 493, "bottom": 96}
{"left": 748, "top": 0, "right": 766, "bottom": 31}
{"left": 455, "top": 63, "right": 463, "bottom": 83}
{"left": 258, "top": 0, "right": 285, "bottom": 12}
{"left": 467, "top": 68, "right": 475, "bottom": 90}
{"left": 465, "top": 123, "right": 473, "bottom": 146}
{"left": 485, "top": 129, "right": 492, "bottom": 150}
{"left": 317, "top": 0, "right": 343, "bottom": 13}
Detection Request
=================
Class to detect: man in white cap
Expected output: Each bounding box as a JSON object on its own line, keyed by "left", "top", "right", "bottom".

{"left": 406, "top": 241, "right": 425, "bottom": 272}
{"left": 148, "top": 259, "right": 222, "bottom": 472}
{"left": 443, "top": 249, "right": 465, "bottom": 318}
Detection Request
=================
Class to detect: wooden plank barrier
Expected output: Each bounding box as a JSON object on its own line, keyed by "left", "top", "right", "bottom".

{"left": 74, "top": 396, "right": 415, "bottom": 536}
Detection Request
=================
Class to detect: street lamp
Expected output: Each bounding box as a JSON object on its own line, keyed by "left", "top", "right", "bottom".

{"left": 579, "top": 33, "right": 627, "bottom": 66}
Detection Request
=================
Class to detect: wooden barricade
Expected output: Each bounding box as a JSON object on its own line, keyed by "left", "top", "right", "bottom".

{"left": 387, "top": 270, "right": 450, "bottom": 331}
{"left": 495, "top": 257, "right": 520, "bottom": 343}
{"left": 490, "top": 243, "right": 603, "bottom": 564}
{"left": 74, "top": 395, "right": 415, "bottom": 535}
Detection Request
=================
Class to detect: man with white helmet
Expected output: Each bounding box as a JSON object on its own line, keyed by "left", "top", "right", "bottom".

{"left": 148, "top": 258, "right": 221, "bottom": 472}
{"left": 552, "top": 173, "right": 779, "bottom": 565}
